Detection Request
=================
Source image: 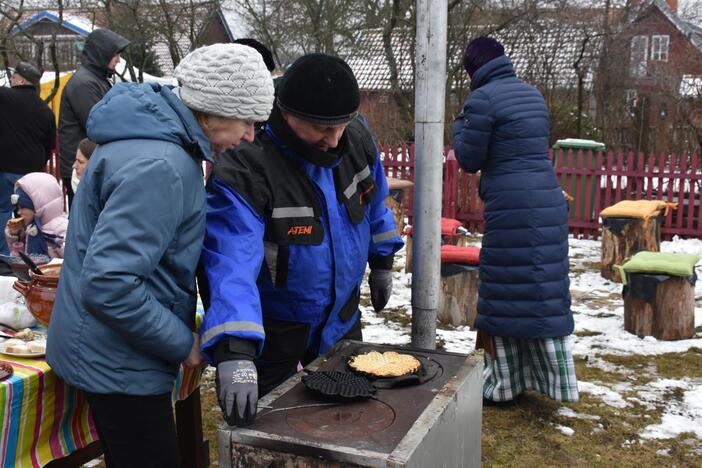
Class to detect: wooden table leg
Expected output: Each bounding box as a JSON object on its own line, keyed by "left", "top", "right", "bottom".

{"left": 175, "top": 387, "right": 210, "bottom": 468}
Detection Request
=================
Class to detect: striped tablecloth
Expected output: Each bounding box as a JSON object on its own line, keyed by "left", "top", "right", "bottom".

{"left": 0, "top": 301, "right": 205, "bottom": 467}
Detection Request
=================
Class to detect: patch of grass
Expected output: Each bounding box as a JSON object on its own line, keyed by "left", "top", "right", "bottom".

{"left": 573, "top": 357, "right": 626, "bottom": 384}
{"left": 594, "top": 312, "right": 617, "bottom": 318}
{"left": 436, "top": 320, "right": 458, "bottom": 331}
{"left": 574, "top": 329, "right": 603, "bottom": 337}
{"left": 602, "top": 348, "right": 702, "bottom": 380}
{"left": 379, "top": 306, "right": 412, "bottom": 327}
{"left": 582, "top": 260, "right": 602, "bottom": 271}
{"left": 482, "top": 383, "right": 702, "bottom": 467}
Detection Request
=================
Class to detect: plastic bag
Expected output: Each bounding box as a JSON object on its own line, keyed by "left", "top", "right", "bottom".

{"left": 0, "top": 302, "right": 36, "bottom": 329}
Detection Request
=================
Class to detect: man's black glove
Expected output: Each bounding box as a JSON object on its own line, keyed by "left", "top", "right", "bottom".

{"left": 216, "top": 359, "right": 258, "bottom": 427}
{"left": 368, "top": 269, "right": 393, "bottom": 312}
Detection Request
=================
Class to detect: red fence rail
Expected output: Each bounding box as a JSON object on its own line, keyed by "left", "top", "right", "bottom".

{"left": 379, "top": 144, "right": 702, "bottom": 241}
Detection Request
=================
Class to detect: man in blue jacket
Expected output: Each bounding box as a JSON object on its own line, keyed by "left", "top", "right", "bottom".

{"left": 200, "top": 53, "right": 404, "bottom": 426}
{"left": 452, "top": 37, "right": 577, "bottom": 404}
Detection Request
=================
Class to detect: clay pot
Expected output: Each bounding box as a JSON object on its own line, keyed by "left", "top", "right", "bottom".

{"left": 13, "top": 263, "right": 62, "bottom": 326}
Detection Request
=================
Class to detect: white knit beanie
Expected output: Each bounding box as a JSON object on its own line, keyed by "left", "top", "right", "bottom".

{"left": 174, "top": 43, "right": 274, "bottom": 121}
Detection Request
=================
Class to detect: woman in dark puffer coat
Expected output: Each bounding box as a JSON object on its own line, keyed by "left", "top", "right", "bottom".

{"left": 452, "top": 37, "right": 578, "bottom": 403}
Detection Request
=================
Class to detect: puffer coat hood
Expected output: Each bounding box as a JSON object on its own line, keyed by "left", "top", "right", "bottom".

{"left": 82, "top": 29, "right": 130, "bottom": 79}
{"left": 15, "top": 172, "right": 68, "bottom": 246}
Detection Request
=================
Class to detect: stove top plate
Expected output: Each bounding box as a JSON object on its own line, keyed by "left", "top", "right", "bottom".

{"left": 285, "top": 399, "right": 395, "bottom": 439}
{"left": 239, "top": 340, "right": 472, "bottom": 455}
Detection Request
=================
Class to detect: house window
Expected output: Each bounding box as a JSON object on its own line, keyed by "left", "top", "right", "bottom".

{"left": 651, "top": 35, "right": 669, "bottom": 62}
{"left": 625, "top": 89, "right": 637, "bottom": 116}
{"left": 630, "top": 35, "right": 648, "bottom": 78}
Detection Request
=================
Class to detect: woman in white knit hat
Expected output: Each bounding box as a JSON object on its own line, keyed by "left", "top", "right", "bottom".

{"left": 46, "top": 43, "right": 274, "bottom": 467}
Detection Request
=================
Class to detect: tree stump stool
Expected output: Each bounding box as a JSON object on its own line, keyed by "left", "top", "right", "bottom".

{"left": 385, "top": 177, "right": 413, "bottom": 235}
{"left": 601, "top": 217, "right": 661, "bottom": 282}
{"left": 623, "top": 274, "right": 695, "bottom": 340}
{"left": 437, "top": 246, "right": 480, "bottom": 328}
{"left": 600, "top": 200, "right": 677, "bottom": 282}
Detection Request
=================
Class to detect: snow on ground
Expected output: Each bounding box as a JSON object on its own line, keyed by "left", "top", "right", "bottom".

{"left": 360, "top": 234, "right": 702, "bottom": 441}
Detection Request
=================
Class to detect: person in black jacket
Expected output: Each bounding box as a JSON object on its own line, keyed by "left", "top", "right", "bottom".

{"left": 58, "top": 28, "right": 129, "bottom": 207}
{"left": 0, "top": 61, "right": 56, "bottom": 257}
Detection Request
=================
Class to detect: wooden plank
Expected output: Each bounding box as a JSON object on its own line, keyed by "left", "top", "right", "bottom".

{"left": 687, "top": 155, "right": 699, "bottom": 235}
{"left": 665, "top": 153, "right": 676, "bottom": 241}
{"left": 676, "top": 153, "right": 687, "bottom": 232}
{"left": 573, "top": 150, "right": 584, "bottom": 237}
{"left": 603, "top": 150, "right": 614, "bottom": 210}
{"left": 583, "top": 150, "right": 594, "bottom": 240}
{"left": 592, "top": 151, "right": 604, "bottom": 241}
{"left": 645, "top": 152, "right": 655, "bottom": 199}
{"left": 614, "top": 151, "right": 625, "bottom": 203}
{"left": 626, "top": 151, "right": 635, "bottom": 200}
{"left": 687, "top": 154, "right": 702, "bottom": 237}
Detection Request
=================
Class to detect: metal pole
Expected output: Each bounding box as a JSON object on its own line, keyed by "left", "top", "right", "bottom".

{"left": 411, "top": 0, "right": 447, "bottom": 349}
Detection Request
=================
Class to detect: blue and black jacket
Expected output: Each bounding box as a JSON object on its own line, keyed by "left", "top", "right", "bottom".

{"left": 199, "top": 106, "right": 403, "bottom": 389}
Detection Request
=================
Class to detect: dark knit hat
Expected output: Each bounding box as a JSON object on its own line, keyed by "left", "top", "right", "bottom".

{"left": 11, "top": 188, "right": 34, "bottom": 211}
{"left": 14, "top": 61, "right": 42, "bottom": 87}
{"left": 233, "top": 38, "right": 276, "bottom": 72}
{"left": 463, "top": 37, "right": 505, "bottom": 76}
{"left": 277, "top": 53, "right": 360, "bottom": 125}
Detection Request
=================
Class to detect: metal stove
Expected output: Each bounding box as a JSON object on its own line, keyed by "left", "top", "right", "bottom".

{"left": 218, "top": 340, "right": 483, "bottom": 467}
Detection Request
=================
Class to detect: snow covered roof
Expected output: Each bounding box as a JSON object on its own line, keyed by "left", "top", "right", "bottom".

{"left": 348, "top": 19, "right": 602, "bottom": 92}
{"left": 629, "top": 0, "right": 702, "bottom": 54}
{"left": 346, "top": 28, "right": 414, "bottom": 92}
{"left": 151, "top": 5, "right": 233, "bottom": 77}
{"left": 679, "top": 74, "right": 702, "bottom": 97}
{"left": 12, "top": 10, "right": 96, "bottom": 36}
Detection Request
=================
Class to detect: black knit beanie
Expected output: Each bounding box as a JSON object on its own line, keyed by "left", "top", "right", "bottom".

{"left": 463, "top": 36, "right": 505, "bottom": 77}
{"left": 277, "top": 53, "right": 360, "bottom": 125}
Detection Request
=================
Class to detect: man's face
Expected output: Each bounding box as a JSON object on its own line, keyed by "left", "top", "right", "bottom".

{"left": 283, "top": 113, "right": 349, "bottom": 152}
{"left": 203, "top": 116, "right": 255, "bottom": 155}
{"left": 107, "top": 53, "right": 121, "bottom": 71}
{"left": 9, "top": 72, "right": 26, "bottom": 87}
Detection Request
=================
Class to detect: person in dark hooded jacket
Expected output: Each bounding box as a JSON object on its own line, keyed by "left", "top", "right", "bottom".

{"left": 452, "top": 37, "right": 578, "bottom": 403}
{"left": 58, "top": 28, "right": 129, "bottom": 207}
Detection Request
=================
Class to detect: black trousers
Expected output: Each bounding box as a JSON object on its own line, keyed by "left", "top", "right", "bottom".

{"left": 61, "top": 176, "right": 74, "bottom": 209}
{"left": 258, "top": 317, "right": 363, "bottom": 396}
{"left": 85, "top": 392, "right": 178, "bottom": 468}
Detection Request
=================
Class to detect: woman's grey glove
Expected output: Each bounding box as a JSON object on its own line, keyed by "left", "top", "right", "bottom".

{"left": 368, "top": 269, "right": 393, "bottom": 312}
{"left": 216, "top": 359, "right": 258, "bottom": 427}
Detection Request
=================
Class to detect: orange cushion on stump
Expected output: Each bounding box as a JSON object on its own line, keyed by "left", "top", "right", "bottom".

{"left": 406, "top": 218, "right": 464, "bottom": 237}
{"left": 440, "top": 245, "right": 480, "bottom": 265}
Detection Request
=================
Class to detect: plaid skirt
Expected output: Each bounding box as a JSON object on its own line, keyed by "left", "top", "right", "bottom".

{"left": 480, "top": 334, "right": 579, "bottom": 402}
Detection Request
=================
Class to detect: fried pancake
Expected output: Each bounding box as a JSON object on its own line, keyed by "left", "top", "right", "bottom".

{"left": 349, "top": 351, "right": 421, "bottom": 377}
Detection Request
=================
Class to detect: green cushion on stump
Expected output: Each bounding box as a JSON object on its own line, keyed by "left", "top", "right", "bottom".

{"left": 616, "top": 251, "right": 700, "bottom": 285}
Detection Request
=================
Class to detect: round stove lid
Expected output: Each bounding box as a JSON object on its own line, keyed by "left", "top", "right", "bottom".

{"left": 285, "top": 399, "right": 395, "bottom": 440}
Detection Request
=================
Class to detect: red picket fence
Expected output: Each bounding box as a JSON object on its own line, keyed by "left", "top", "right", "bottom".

{"left": 380, "top": 144, "right": 702, "bottom": 240}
